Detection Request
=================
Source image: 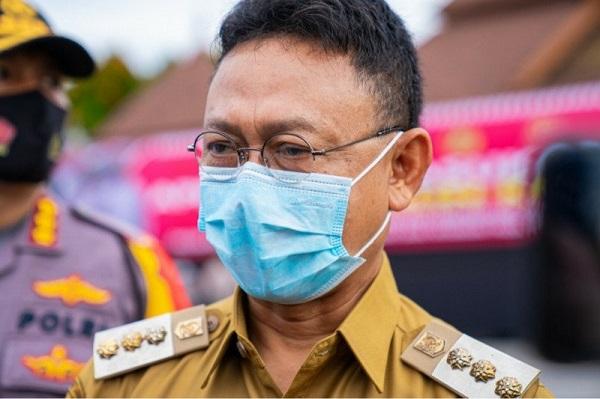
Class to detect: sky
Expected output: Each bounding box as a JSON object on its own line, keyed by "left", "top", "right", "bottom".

{"left": 31, "top": 0, "right": 451, "bottom": 77}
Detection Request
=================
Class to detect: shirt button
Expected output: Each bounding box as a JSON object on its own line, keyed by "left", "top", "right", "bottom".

{"left": 236, "top": 340, "right": 248, "bottom": 359}
{"left": 316, "top": 348, "right": 330, "bottom": 357}
{"left": 207, "top": 314, "right": 220, "bottom": 333}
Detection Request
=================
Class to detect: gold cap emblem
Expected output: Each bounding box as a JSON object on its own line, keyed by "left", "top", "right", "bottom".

{"left": 414, "top": 331, "right": 446, "bottom": 358}
{"left": 495, "top": 376, "right": 523, "bottom": 398}
{"left": 470, "top": 359, "right": 496, "bottom": 382}
{"left": 446, "top": 347, "right": 473, "bottom": 370}
{"left": 96, "top": 339, "right": 119, "bottom": 359}
{"left": 175, "top": 317, "right": 204, "bottom": 340}
{"left": 121, "top": 331, "right": 144, "bottom": 351}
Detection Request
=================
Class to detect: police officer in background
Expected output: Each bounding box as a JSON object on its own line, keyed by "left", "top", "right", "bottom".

{"left": 0, "top": 0, "right": 190, "bottom": 396}
{"left": 71, "top": 0, "right": 552, "bottom": 397}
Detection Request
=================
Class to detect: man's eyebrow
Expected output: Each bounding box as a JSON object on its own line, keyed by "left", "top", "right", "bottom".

{"left": 204, "top": 119, "right": 242, "bottom": 137}
{"left": 260, "top": 117, "right": 317, "bottom": 136}
{"left": 204, "top": 117, "right": 318, "bottom": 139}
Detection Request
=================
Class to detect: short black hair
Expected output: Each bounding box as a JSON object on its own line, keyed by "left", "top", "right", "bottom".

{"left": 216, "top": 0, "right": 422, "bottom": 129}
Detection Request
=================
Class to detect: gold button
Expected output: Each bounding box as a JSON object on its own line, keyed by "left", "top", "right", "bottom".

{"left": 236, "top": 340, "right": 248, "bottom": 359}
{"left": 207, "top": 314, "right": 220, "bottom": 333}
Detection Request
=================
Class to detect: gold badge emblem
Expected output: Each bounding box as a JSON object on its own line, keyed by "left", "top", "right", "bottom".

{"left": 33, "top": 274, "right": 112, "bottom": 306}
{"left": 446, "top": 347, "right": 473, "bottom": 370}
{"left": 121, "top": 331, "right": 144, "bottom": 351}
{"left": 470, "top": 359, "right": 496, "bottom": 382}
{"left": 22, "top": 345, "right": 84, "bottom": 383}
{"left": 414, "top": 331, "right": 445, "bottom": 357}
{"left": 495, "top": 376, "right": 523, "bottom": 398}
{"left": 175, "top": 317, "right": 204, "bottom": 340}
{"left": 145, "top": 327, "right": 167, "bottom": 345}
{"left": 97, "top": 339, "right": 119, "bottom": 359}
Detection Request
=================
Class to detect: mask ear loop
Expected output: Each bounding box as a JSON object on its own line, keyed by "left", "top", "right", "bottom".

{"left": 350, "top": 130, "right": 404, "bottom": 187}
{"left": 350, "top": 130, "right": 402, "bottom": 257}
{"left": 354, "top": 211, "right": 391, "bottom": 257}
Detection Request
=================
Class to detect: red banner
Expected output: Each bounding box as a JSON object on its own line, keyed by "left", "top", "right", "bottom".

{"left": 125, "top": 131, "right": 212, "bottom": 259}
{"left": 110, "top": 82, "right": 600, "bottom": 257}
{"left": 387, "top": 82, "right": 600, "bottom": 251}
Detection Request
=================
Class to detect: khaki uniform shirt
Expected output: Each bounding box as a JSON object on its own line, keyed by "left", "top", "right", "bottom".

{"left": 69, "top": 256, "right": 553, "bottom": 398}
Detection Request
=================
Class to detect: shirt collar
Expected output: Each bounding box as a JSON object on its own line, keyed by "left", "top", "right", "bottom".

{"left": 199, "top": 286, "right": 247, "bottom": 389}
{"left": 0, "top": 216, "right": 27, "bottom": 273}
{"left": 200, "top": 254, "right": 400, "bottom": 393}
{"left": 337, "top": 253, "right": 401, "bottom": 393}
{"left": 232, "top": 286, "right": 250, "bottom": 337}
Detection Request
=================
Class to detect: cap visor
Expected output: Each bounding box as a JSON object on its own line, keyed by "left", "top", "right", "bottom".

{"left": 4, "top": 35, "right": 95, "bottom": 78}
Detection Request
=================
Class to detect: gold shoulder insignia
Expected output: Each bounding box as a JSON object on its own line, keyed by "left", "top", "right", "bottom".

{"left": 401, "top": 320, "right": 541, "bottom": 398}
{"left": 93, "top": 305, "right": 209, "bottom": 380}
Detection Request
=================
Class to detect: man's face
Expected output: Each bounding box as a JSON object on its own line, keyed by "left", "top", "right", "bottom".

{"left": 205, "top": 38, "right": 397, "bottom": 256}
{"left": 0, "top": 48, "right": 67, "bottom": 107}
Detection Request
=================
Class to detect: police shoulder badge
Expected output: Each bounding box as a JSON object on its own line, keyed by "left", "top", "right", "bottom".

{"left": 93, "top": 305, "right": 210, "bottom": 380}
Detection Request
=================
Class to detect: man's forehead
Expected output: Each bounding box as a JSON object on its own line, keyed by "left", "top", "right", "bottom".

{"left": 212, "top": 37, "right": 358, "bottom": 91}
{"left": 206, "top": 37, "right": 377, "bottom": 139}
{"left": 222, "top": 36, "right": 347, "bottom": 67}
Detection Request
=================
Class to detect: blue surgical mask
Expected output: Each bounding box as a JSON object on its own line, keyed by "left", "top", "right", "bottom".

{"left": 198, "top": 131, "right": 403, "bottom": 304}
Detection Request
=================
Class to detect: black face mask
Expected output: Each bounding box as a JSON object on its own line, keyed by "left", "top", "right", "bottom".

{"left": 0, "top": 90, "right": 66, "bottom": 183}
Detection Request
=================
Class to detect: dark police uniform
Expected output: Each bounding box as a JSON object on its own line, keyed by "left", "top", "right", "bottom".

{"left": 0, "top": 194, "right": 190, "bottom": 397}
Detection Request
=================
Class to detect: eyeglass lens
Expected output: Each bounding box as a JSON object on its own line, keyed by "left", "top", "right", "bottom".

{"left": 195, "top": 131, "right": 316, "bottom": 173}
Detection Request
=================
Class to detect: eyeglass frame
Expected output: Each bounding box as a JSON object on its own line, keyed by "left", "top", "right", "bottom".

{"left": 187, "top": 125, "right": 404, "bottom": 168}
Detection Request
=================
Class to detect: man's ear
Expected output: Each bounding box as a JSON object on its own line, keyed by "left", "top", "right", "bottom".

{"left": 388, "top": 127, "right": 432, "bottom": 212}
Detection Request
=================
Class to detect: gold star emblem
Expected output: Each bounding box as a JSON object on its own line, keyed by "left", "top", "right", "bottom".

{"left": 470, "top": 359, "right": 496, "bottom": 382}
{"left": 121, "top": 331, "right": 144, "bottom": 351}
{"left": 495, "top": 376, "right": 523, "bottom": 398}
{"left": 145, "top": 327, "right": 167, "bottom": 345}
{"left": 97, "top": 339, "right": 119, "bottom": 359}
{"left": 446, "top": 347, "right": 473, "bottom": 370}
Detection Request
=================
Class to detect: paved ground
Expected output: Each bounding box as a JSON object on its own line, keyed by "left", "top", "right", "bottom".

{"left": 484, "top": 339, "right": 600, "bottom": 397}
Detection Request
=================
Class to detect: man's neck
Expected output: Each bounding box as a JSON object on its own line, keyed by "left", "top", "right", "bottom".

{"left": 0, "top": 182, "right": 42, "bottom": 229}
{"left": 246, "top": 250, "right": 383, "bottom": 393}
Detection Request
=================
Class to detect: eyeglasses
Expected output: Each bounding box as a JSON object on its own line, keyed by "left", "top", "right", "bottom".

{"left": 187, "top": 125, "right": 403, "bottom": 177}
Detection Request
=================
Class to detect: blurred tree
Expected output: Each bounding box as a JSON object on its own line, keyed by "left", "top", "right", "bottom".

{"left": 68, "top": 55, "right": 143, "bottom": 137}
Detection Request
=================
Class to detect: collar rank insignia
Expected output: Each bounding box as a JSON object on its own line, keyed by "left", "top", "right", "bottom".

{"left": 29, "top": 196, "right": 60, "bottom": 248}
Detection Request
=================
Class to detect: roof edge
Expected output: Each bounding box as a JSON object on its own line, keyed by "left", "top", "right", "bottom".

{"left": 443, "top": 0, "right": 574, "bottom": 22}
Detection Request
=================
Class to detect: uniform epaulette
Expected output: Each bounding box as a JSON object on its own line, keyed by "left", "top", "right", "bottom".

{"left": 93, "top": 305, "right": 209, "bottom": 380}
{"left": 401, "top": 320, "right": 540, "bottom": 398}
{"left": 70, "top": 203, "right": 144, "bottom": 242}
